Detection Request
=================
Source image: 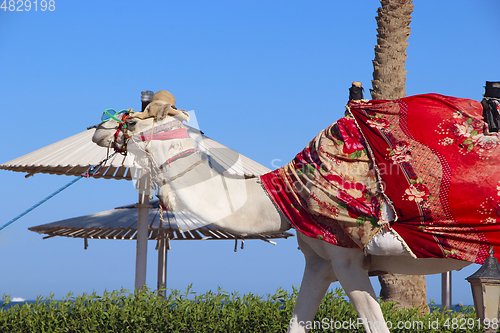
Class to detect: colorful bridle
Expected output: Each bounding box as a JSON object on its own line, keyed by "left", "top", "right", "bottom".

{"left": 100, "top": 108, "right": 134, "bottom": 154}
{"left": 101, "top": 108, "right": 134, "bottom": 123}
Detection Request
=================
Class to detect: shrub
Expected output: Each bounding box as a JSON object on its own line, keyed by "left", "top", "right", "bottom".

{"left": 0, "top": 286, "right": 483, "bottom": 332}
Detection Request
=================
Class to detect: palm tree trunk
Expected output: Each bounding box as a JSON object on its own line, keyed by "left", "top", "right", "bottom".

{"left": 371, "top": 0, "right": 429, "bottom": 313}
{"left": 371, "top": 0, "right": 412, "bottom": 100}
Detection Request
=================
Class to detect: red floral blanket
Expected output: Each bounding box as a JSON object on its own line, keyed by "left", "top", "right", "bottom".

{"left": 261, "top": 116, "right": 386, "bottom": 250}
{"left": 262, "top": 94, "right": 500, "bottom": 264}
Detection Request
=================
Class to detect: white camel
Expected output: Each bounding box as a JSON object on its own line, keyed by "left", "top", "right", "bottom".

{"left": 92, "top": 91, "right": 470, "bottom": 333}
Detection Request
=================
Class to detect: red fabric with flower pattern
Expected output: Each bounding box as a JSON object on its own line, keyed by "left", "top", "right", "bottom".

{"left": 348, "top": 94, "right": 500, "bottom": 264}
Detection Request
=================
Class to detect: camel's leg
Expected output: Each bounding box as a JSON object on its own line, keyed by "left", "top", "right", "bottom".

{"left": 287, "top": 234, "right": 336, "bottom": 333}
{"left": 327, "top": 246, "right": 389, "bottom": 333}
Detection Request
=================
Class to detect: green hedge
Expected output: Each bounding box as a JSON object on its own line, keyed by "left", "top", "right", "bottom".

{"left": 0, "top": 286, "right": 485, "bottom": 332}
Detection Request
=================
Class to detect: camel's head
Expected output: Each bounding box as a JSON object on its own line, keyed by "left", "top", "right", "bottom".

{"left": 92, "top": 90, "right": 190, "bottom": 153}
{"left": 92, "top": 90, "right": 195, "bottom": 211}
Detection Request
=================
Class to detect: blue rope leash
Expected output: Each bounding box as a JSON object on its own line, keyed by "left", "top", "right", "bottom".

{"left": 0, "top": 177, "right": 83, "bottom": 231}
{"left": 0, "top": 153, "right": 117, "bottom": 232}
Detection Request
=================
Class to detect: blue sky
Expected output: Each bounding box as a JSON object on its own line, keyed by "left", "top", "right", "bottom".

{"left": 1, "top": 0, "right": 499, "bottom": 306}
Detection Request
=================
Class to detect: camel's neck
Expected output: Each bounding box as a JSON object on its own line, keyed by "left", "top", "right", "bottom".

{"left": 152, "top": 145, "right": 290, "bottom": 235}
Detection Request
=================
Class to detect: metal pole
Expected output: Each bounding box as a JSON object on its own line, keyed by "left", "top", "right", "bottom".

{"left": 441, "top": 271, "right": 452, "bottom": 310}
{"left": 135, "top": 91, "right": 154, "bottom": 291}
{"left": 157, "top": 231, "right": 167, "bottom": 296}
{"left": 135, "top": 176, "right": 151, "bottom": 290}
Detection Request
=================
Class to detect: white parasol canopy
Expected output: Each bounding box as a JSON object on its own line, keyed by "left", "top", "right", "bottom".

{"left": 28, "top": 200, "right": 292, "bottom": 243}
{"left": 28, "top": 200, "right": 293, "bottom": 293}
{"left": 0, "top": 126, "right": 271, "bottom": 180}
